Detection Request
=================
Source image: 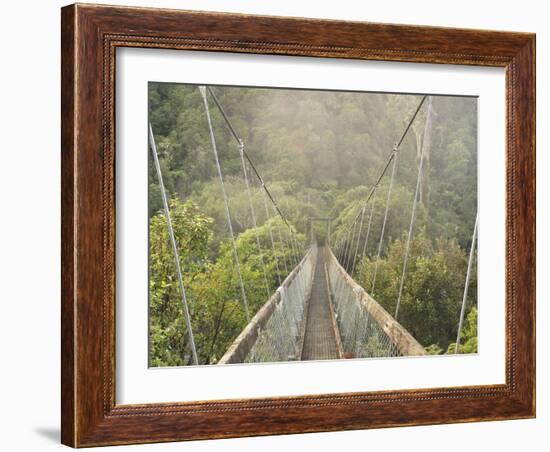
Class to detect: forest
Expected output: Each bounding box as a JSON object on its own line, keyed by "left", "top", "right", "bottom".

{"left": 148, "top": 82, "right": 478, "bottom": 366}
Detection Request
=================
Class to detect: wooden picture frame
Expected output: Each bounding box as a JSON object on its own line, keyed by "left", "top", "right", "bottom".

{"left": 61, "top": 3, "right": 535, "bottom": 447}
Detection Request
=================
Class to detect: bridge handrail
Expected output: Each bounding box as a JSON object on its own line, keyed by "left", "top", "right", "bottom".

{"left": 218, "top": 246, "right": 315, "bottom": 364}
{"left": 325, "top": 247, "right": 426, "bottom": 356}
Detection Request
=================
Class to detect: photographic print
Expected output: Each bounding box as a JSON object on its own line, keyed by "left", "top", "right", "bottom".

{"left": 147, "top": 84, "right": 478, "bottom": 367}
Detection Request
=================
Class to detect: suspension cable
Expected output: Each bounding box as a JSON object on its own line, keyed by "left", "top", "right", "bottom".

{"left": 289, "top": 228, "right": 301, "bottom": 268}
{"left": 455, "top": 212, "right": 478, "bottom": 354}
{"left": 340, "top": 219, "right": 355, "bottom": 269}
{"left": 203, "top": 85, "right": 310, "bottom": 323}
{"left": 361, "top": 191, "right": 377, "bottom": 260}
{"left": 345, "top": 215, "right": 360, "bottom": 271}
{"left": 340, "top": 225, "right": 353, "bottom": 263}
{"left": 238, "top": 142, "right": 271, "bottom": 298}
{"left": 371, "top": 152, "right": 398, "bottom": 294}
{"left": 394, "top": 96, "right": 433, "bottom": 319}
{"left": 334, "top": 94, "right": 426, "bottom": 286}
{"left": 206, "top": 86, "right": 295, "bottom": 234}
{"left": 273, "top": 210, "right": 290, "bottom": 275}
{"left": 351, "top": 205, "right": 367, "bottom": 276}
{"left": 200, "top": 87, "right": 250, "bottom": 321}
{"left": 344, "top": 95, "right": 427, "bottom": 231}
{"left": 260, "top": 184, "right": 282, "bottom": 286}
{"left": 148, "top": 124, "right": 199, "bottom": 365}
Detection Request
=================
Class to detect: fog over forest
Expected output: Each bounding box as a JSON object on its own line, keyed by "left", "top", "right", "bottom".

{"left": 148, "top": 83, "right": 478, "bottom": 366}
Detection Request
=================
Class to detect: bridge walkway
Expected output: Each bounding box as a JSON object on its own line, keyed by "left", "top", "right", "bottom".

{"left": 301, "top": 247, "right": 340, "bottom": 360}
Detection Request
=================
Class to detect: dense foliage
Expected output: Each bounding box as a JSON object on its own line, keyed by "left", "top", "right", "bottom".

{"left": 148, "top": 83, "right": 478, "bottom": 365}
{"left": 354, "top": 230, "right": 476, "bottom": 351}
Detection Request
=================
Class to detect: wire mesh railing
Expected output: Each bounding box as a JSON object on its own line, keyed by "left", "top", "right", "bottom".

{"left": 325, "top": 247, "right": 426, "bottom": 358}
{"left": 219, "top": 246, "right": 317, "bottom": 364}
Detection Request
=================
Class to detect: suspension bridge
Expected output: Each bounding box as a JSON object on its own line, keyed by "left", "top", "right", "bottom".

{"left": 148, "top": 87, "right": 478, "bottom": 365}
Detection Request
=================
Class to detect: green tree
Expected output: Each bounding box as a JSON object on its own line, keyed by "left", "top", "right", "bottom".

{"left": 355, "top": 230, "right": 475, "bottom": 350}
{"left": 446, "top": 307, "right": 478, "bottom": 354}
{"left": 148, "top": 199, "right": 213, "bottom": 366}
{"left": 148, "top": 197, "right": 302, "bottom": 366}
